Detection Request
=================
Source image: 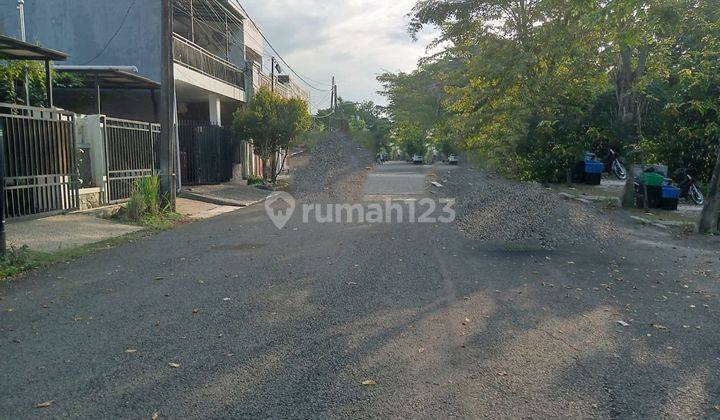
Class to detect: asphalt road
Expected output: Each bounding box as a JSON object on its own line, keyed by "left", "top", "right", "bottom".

{"left": 363, "top": 162, "right": 430, "bottom": 198}
{"left": 1, "top": 162, "right": 720, "bottom": 418}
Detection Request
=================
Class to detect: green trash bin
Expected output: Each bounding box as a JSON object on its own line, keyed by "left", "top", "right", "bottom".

{"left": 641, "top": 172, "right": 665, "bottom": 187}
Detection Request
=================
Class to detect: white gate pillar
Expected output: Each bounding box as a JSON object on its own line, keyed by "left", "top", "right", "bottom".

{"left": 209, "top": 94, "right": 222, "bottom": 126}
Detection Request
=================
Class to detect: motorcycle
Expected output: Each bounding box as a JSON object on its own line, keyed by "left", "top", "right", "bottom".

{"left": 674, "top": 169, "right": 705, "bottom": 205}
{"left": 601, "top": 149, "right": 627, "bottom": 180}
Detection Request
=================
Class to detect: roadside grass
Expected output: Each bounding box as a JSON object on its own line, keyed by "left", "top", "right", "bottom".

{"left": 0, "top": 230, "right": 152, "bottom": 280}
{"left": 629, "top": 208, "right": 699, "bottom": 224}
{"left": 0, "top": 211, "right": 187, "bottom": 280}
{"left": 545, "top": 182, "right": 620, "bottom": 198}
{"left": 136, "top": 211, "right": 187, "bottom": 231}
{"left": 546, "top": 179, "right": 701, "bottom": 231}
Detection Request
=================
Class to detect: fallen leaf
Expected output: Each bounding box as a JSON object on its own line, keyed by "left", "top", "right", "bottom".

{"left": 35, "top": 400, "right": 54, "bottom": 409}
{"left": 651, "top": 324, "right": 668, "bottom": 330}
{"left": 168, "top": 362, "right": 181, "bottom": 368}
{"left": 73, "top": 316, "right": 82, "bottom": 321}
{"left": 361, "top": 379, "right": 377, "bottom": 386}
{"left": 151, "top": 411, "right": 161, "bottom": 419}
{"left": 418, "top": 347, "right": 425, "bottom": 354}
{"left": 617, "top": 320, "right": 629, "bottom": 327}
{"left": 497, "top": 371, "right": 508, "bottom": 377}
{"left": 125, "top": 348, "right": 138, "bottom": 354}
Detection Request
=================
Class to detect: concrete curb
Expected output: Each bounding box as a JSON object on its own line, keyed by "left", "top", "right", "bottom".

{"left": 178, "top": 191, "right": 266, "bottom": 208}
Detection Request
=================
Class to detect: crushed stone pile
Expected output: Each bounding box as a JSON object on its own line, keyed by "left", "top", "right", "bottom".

{"left": 442, "top": 167, "right": 623, "bottom": 250}
{"left": 291, "top": 132, "right": 373, "bottom": 202}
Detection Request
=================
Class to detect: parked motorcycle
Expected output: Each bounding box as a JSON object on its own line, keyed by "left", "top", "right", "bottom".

{"left": 601, "top": 149, "right": 627, "bottom": 180}
{"left": 674, "top": 169, "right": 705, "bottom": 205}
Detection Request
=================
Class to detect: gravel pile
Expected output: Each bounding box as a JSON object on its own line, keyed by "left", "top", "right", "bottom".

{"left": 441, "top": 167, "right": 623, "bottom": 250}
{"left": 291, "top": 132, "right": 373, "bottom": 202}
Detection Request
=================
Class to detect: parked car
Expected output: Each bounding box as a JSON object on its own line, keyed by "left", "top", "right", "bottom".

{"left": 412, "top": 154, "right": 424, "bottom": 164}
{"left": 448, "top": 155, "right": 459, "bottom": 165}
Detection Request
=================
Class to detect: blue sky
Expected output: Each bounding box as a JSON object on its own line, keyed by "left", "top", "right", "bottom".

{"left": 239, "top": 0, "right": 437, "bottom": 109}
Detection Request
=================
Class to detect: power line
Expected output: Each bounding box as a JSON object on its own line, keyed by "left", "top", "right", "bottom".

{"left": 229, "top": 0, "right": 332, "bottom": 92}
{"left": 82, "top": 0, "right": 139, "bottom": 65}
{"left": 179, "top": 0, "right": 332, "bottom": 96}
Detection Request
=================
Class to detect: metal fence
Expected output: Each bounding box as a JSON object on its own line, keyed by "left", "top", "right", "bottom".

{"left": 102, "top": 117, "right": 160, "bottom": 203}
{"left": 0, "top": 103, "right": 79, "bottom": 219}
{"left": 179, "top": 120, "right": 237, "bottom": 185}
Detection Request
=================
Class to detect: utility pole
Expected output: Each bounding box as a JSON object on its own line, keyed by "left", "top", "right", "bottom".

{"left": 17, "top": 0, "right": 30, "bottom": 106}
{"left": 334, "top": 84, "right": 338, "bottom": 111}
{"left": 330, "top": 76, "right": 335, "bottom": 112}
{"left": 270, "top": 57, "right": 275, "bottom": 93}
{"left": 159, "top": 0, "right": 176, "bottom": 209}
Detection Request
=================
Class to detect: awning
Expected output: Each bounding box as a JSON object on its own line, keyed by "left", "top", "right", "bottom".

{"left": 53, "top": 66, "right": 160, "bottom": 90}
{"left": 53, "top": 66, "right": 160, "bottom": 115}
{"left": 0, "top": 35, "right": 68, "bottom": 61}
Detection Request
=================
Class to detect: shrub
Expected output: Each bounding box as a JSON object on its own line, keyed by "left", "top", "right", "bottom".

{"left": 246, "top": 174, "right": 264, "bottom": 185}
{"left": 124, "top": 175, "right": 159, "bottom": 221}
{"left": 0, "top": 246, "right": 37, "bottom": 278}
{"left": 126, "top": 192, "right": 147, "bottom": 222}
{"left": 134, "top": 175, "right": 160, "bottom": 214}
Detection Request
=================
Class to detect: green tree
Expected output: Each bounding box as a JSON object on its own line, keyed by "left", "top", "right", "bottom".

{"left": 0, "top": 60, "right": 49, "bottom": 106}
{"left": 233, "top": 87, "right": 311, "bottom": 181}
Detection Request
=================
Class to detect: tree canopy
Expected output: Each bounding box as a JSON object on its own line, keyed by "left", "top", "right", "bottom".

{"left": 379, "top": 0, "right": 720, "bottom": 230}
{"left": 233, "top": 87, "right": 311, "bottom": 181}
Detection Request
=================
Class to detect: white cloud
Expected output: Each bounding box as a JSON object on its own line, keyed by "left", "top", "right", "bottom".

{"left": 239, "top": 0, "right": 437, "bottom": 109}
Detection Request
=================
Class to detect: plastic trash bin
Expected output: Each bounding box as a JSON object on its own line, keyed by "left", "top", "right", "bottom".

{"left": 584, "top": 161, "right": 603, "bottom": 185}
{"left": 661, "top": 186, "right": 681, "bottom": 211}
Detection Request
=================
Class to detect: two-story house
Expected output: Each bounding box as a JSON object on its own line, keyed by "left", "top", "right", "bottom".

{"left": 0, "top": 0, "right": 308, "bottom": 181}
{"left": 0, "top": 0, "right": 247, "bottom": 126}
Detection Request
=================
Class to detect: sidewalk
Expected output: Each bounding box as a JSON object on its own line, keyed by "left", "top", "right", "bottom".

{"left": 7, "top": 214, "right": 143, "bottom": 253}
{"left": 176, "top": 198, "right": 240, "bottom": 220}
{"left": 6, "top": 197, "right": 246, "bottom": 254}
{"left": 180, "top": 181, "right": 271, "bottom": 207}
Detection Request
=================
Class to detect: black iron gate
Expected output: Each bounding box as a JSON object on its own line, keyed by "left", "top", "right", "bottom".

{"left": 0, "top": 103, "right": 79, "bottom": 218}
{"left": 102, "top": 116, "right": 159, "bottom": 203}
{"left": 178, "top": 120, "right": 236, "bottom": 185}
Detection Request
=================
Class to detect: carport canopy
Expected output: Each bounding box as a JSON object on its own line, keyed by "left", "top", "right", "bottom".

{"left": 0, "top": 35, "right": 68, "bottom": 107}
{"left": 0, "top": 35, "right": 68, "bottom": 61}
{"left": 53, "top": 66, "right": 161, "bottom": 115}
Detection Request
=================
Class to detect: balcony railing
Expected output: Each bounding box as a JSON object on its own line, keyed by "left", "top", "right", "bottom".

{"left": 250, "top": 64, "right": 309, "bottom": 101}
{"left": 172, "top": 34, "right": 245, "bottom": 89}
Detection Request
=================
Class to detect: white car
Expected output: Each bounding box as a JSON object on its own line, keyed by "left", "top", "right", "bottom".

{"left": 448, "top": 155, "right": 459, "bottom": 165}
{"left": 412, "top": 154, "right": 423, "bottom": 164}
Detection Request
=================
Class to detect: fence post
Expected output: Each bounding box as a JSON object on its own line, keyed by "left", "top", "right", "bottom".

{"left": 102, "top": 116, "right": 111, "bottom": 204}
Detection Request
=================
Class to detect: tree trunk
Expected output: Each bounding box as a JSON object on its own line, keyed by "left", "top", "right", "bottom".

{"left": 622, "top": 161, "right": 636, "bottom": 209}
{"left": 698, "top": 138, "right": 720, "bottom": 233}
{"left": 262, "top": 158, "right": 273, "bottom": 181}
